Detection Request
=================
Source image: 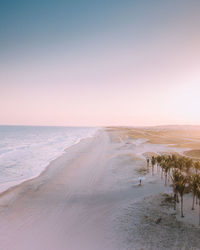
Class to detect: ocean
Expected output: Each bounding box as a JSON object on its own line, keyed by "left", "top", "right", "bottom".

{"left": 0, "top": 125, "right": 98, "bottom": 193}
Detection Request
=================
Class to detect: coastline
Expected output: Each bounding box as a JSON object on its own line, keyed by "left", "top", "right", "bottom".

{"left": 0, "top": 128, "right": 99, "bottom": 199}
{"left": 0, "top": 134, "right": 99, "bottom": 207}
{"left": 0, "top": 127, "right": 199, "bottom": 250}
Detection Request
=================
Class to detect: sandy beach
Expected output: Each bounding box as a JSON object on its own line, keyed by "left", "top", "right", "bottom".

{"left": 0, "top": 127, "right": 200, "bottom": 250}
{"left": 2, "top": 0, "right": 200, "bottom": 249}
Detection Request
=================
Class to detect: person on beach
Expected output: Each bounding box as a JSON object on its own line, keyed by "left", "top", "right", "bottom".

{"left": 138, "top": 176, "right": 145, "bottom": 186}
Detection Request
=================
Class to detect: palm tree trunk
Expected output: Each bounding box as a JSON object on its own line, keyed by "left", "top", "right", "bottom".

{"left": 176, "top": 193, "right": 179, "bottom": 203}
{"left": 181, "top": 196, "right": 184, "bottom": 217}
{"left": 199, "top": 199, "right": 200, "bottom": 226}
{"left": 168, "top": 172, "right": 170, "bottom": 183}
{"left": 165, "top": 174, "right": 167, "bottom": 186}
{"left": 174, "top": 193, "right": 177, "bottom": 210}
{"left": 192, "top": 194, "right": 195, "bottom": 210}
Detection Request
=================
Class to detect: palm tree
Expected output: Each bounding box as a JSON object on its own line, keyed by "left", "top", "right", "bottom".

{"left": 146, "top": 158, "right": 150, "bottom": 172}
{"left": 190, "top": 174, "right": 200, "bottom": 210}
{"left": 176, "top": 172, "right": 189, "bottom": 217}
{"left": 151, "top": 156, "right": 156, "bottom": 176}
{"left": 156, "top": 154, "right": 200, "bottom": 222}
{"left": 160, "top": 155, "right": 166, "bottom": 179}
{"left": 176, "top": 157, "right": 185, "bottom": 171}
{"left": 166, "top": 156, "right": 174, "bottom": 183}
{"left": 163, "top": 161, "right": 171, "bottom": 186}
{"left": 196, "top": 186, "right": 200, "bottom": 226}
{"left": 171, "top": 154, "right": 177, "bottom": 162}
{"left": 171, "top": 169, "right": 180, "bottom": 210}
{"left": 184, "top": 158, "right": 193, "bottom": 175}
{"left": 194, "top": 163, "right": 200, "bottom": 204}
{"left": 156, "top": 155, "right": 162, "bottom": 173}
{"left": 194, "top": 161, "right": 200, "bottom": 174}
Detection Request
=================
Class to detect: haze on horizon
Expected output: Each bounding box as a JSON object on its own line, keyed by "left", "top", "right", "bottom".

{"left": 0, "top": 0, "right": 200, "bottom": 127}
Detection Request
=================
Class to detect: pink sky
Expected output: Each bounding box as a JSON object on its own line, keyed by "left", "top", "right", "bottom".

{"left": 1, "top": 1, "right": 200, "bottom": 126}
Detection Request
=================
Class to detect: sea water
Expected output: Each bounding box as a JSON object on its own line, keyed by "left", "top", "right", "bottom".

{"left": 0, "top": 126, "right": 98, "bottom": 193}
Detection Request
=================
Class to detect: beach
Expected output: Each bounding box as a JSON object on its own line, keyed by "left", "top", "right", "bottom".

{"left": 0, "top": 127, "right": 200, "bottom": 250}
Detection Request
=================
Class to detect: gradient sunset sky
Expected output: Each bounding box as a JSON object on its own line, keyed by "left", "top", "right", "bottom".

{"left": 1, "top": 0, "right": 200, "bottom": 126}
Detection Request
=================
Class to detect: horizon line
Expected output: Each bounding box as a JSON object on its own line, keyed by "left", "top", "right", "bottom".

{"left": 1, "top": 124, "right": 200, "bottom": 128}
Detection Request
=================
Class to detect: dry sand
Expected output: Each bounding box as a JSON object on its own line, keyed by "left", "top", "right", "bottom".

{"left": 0, "top": 127, "right": 200, "bottom": 250}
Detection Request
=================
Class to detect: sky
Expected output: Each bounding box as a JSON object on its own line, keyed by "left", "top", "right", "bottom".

{"left": 0, "top": 0, "right": 200, "bottom": 126}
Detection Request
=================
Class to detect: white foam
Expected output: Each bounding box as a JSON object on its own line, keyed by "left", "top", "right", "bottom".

{"left": 0, "top": 126, "right": 98, "bottom": 193}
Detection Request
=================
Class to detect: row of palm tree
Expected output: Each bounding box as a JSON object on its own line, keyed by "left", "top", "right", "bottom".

{"left": 147, "top": 154, "right": 200, "bottom": 224}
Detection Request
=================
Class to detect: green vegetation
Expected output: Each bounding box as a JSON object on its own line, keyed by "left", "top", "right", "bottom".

{"left": 148, "top": 155, "right": 200, "bottom": 223}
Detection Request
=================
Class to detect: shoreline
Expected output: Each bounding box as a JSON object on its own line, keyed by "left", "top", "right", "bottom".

{"left": 0, "top": 126, "right": 101, "bottom": 196}
{"left": 0, "top": 127, "right": 199, "bottom": 249}
{"left": 0, "top": 131, "right": 99, "bottom": 205}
